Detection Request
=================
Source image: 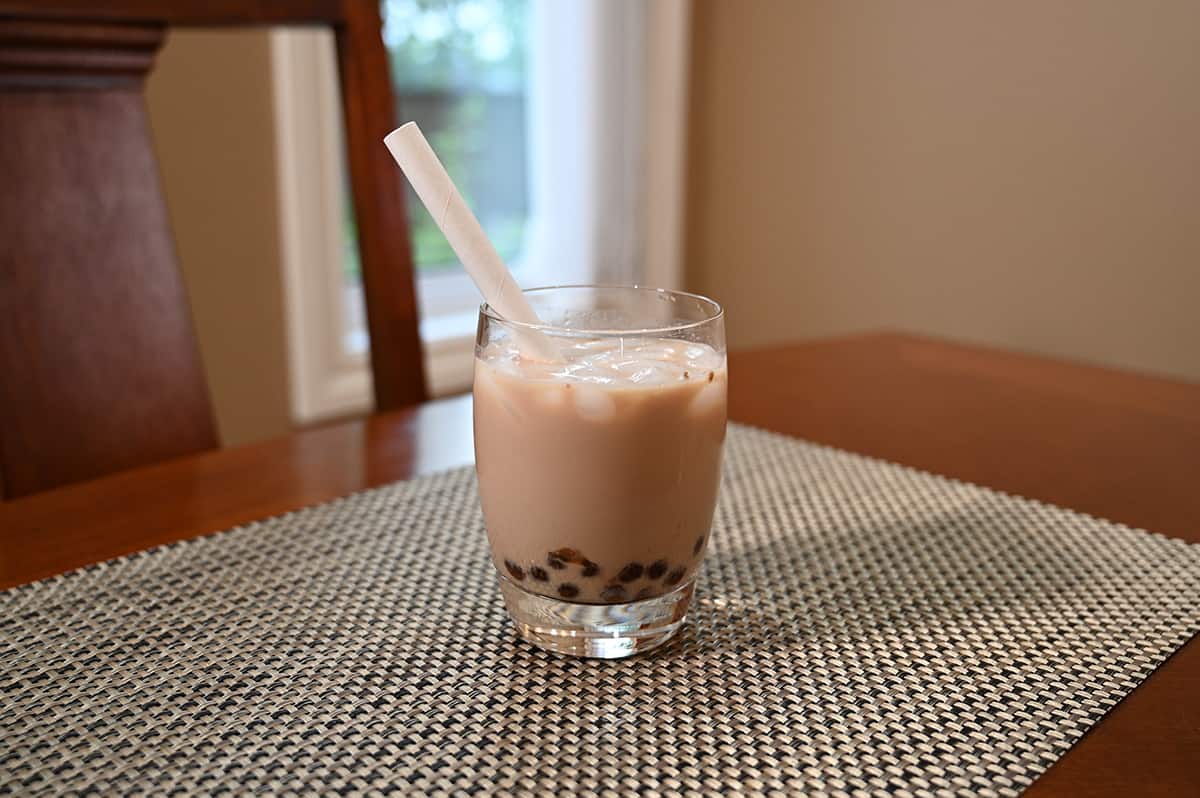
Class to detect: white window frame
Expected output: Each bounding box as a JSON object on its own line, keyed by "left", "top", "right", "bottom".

{"left": 271, "top": 0, "right": 690, "bottom": 424}
{"left": 272, "top": 27, "right": 373, "bottom": 423}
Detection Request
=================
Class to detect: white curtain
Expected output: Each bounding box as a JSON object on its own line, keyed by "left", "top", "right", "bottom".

{"left": 526, "top": 0, "right": 647, "bottom": 288}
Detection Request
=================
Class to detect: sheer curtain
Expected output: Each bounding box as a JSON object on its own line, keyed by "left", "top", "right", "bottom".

{"left": 526, "top": 0, "right": 645, "bottom": 288}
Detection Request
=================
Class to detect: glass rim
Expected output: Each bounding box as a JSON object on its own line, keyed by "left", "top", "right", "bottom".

{"left": 479, "top": 284, "right": 724, "bottom": 337}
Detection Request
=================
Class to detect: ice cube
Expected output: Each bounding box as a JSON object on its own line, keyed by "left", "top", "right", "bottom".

{"left": 538, "top": 381, "right": 568, "bottom": 411}
{"left": 688, "top": 374, "right": 726, "bottom": 419}
{"left": 573, "top": 383, "right": 617, "bottom": 422}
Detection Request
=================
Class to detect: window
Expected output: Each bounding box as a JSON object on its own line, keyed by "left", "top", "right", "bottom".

{"left": 347, "top": 1, "right": 534, "bottom": 354}
{"left": 383, "top": 0, "right": 531, "bottom": 279}
{"left": 273, "top": 0, "right": 690, "bottom": 422}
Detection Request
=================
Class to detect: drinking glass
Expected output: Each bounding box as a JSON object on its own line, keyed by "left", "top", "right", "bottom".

{"left": 473, "top": 285, "right": 727, "bottom": 658}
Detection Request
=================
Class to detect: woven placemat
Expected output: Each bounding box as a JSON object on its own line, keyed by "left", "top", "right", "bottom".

{"left": 2, "top": 425, "right": 1198, "bottom": 797}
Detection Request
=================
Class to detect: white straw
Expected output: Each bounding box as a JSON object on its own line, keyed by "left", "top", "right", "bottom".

{"left": 383, "top": 122, "right": 558, "bottom": 361}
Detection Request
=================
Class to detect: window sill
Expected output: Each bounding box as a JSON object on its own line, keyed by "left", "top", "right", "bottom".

{"left": 422, "top": 310, "right": 477, "bottom": 398}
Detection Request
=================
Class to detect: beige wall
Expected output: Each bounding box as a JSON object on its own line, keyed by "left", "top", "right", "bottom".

{"left": 686, "top": 1, "right": 1200, "bottom": 381}
{"left": 146, "top": 30, "right": 292, "bottom": 445}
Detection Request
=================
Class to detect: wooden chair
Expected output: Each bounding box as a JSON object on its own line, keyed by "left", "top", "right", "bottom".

{"left": 0, "top": 1, "right": 426, "bottom": 499}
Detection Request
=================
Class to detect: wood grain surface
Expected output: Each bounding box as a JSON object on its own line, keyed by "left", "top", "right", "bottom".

{"left": 0, "top": 1, "right": 345, "bottom": 26}
{"left": 0, "top": 0, "right": 426, "bottom": 497}
{"left": 1, "top": 333, "right": 1197, "bottom": 796}
{"left": 0, "top": 18, "right": 217, "bottom": 497}
{"left": 336, "top": 0, "right": 427, "bottom": 410}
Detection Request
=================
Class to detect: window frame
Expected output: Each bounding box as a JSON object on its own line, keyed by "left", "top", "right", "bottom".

{"left": 271, "top": 0, "right": 690, "bottom": 424}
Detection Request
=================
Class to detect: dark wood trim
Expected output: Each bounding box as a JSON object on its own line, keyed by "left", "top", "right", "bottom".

{"left": 0, "top": 26, "right": 219, "bottom": 494}
{"left": 336, "top": 0, "right": 428, "bottom": 409}
{"left": 0, "top": 0, "right": 345, "bottom": 26}
{"left": 0, "top": 19, "right": 164, "bottom": 88}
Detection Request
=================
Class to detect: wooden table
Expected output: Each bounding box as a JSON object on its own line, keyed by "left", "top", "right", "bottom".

{"left": 3, "top": 332, "right": 1197, "bottom": 796}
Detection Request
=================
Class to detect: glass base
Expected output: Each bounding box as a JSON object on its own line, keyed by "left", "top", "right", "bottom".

{"left": 498, "top": 575, "right": 695, "bottom": 659}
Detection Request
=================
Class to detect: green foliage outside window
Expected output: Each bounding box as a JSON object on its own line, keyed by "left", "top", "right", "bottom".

{"left": 345, "top": 0, "right": 530, "bottom": 281}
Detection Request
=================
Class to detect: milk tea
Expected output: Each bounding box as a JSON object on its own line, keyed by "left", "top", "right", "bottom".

{"left": 473, "top": 336, "right": 727, "bottom": 604}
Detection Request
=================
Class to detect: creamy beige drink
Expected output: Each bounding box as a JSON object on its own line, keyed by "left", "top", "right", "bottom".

{"left": 474, "top": 336, "right": 727, "bottom": 604}
{"left": 385, "top": 122, "right": 724, "bottom": 652}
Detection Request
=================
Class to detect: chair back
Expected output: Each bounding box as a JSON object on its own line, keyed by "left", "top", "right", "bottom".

{"left": 0, "top": 1, "right": 426, "bottom": 498}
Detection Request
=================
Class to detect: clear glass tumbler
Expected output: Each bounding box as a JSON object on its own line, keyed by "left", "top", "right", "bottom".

{"left": 473, "top": 285, "right": 727, "bottom": 658}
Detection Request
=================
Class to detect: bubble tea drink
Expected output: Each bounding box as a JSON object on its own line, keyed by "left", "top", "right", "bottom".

{"left": 474, "top": 286, "right": 726, "bottom": 658}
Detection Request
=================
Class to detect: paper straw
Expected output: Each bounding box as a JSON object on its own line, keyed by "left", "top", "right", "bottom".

{"left": 384, "top": 122, "right": 558, "bottom": 361}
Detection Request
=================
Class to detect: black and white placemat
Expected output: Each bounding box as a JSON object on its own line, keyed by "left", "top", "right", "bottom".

{"left": 2, "top": 424, "right": 1198, "bottom": 796}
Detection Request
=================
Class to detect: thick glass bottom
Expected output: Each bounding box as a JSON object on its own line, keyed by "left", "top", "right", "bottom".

{"left": 498, "top": 575, "right": 695, "bottom": 659}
